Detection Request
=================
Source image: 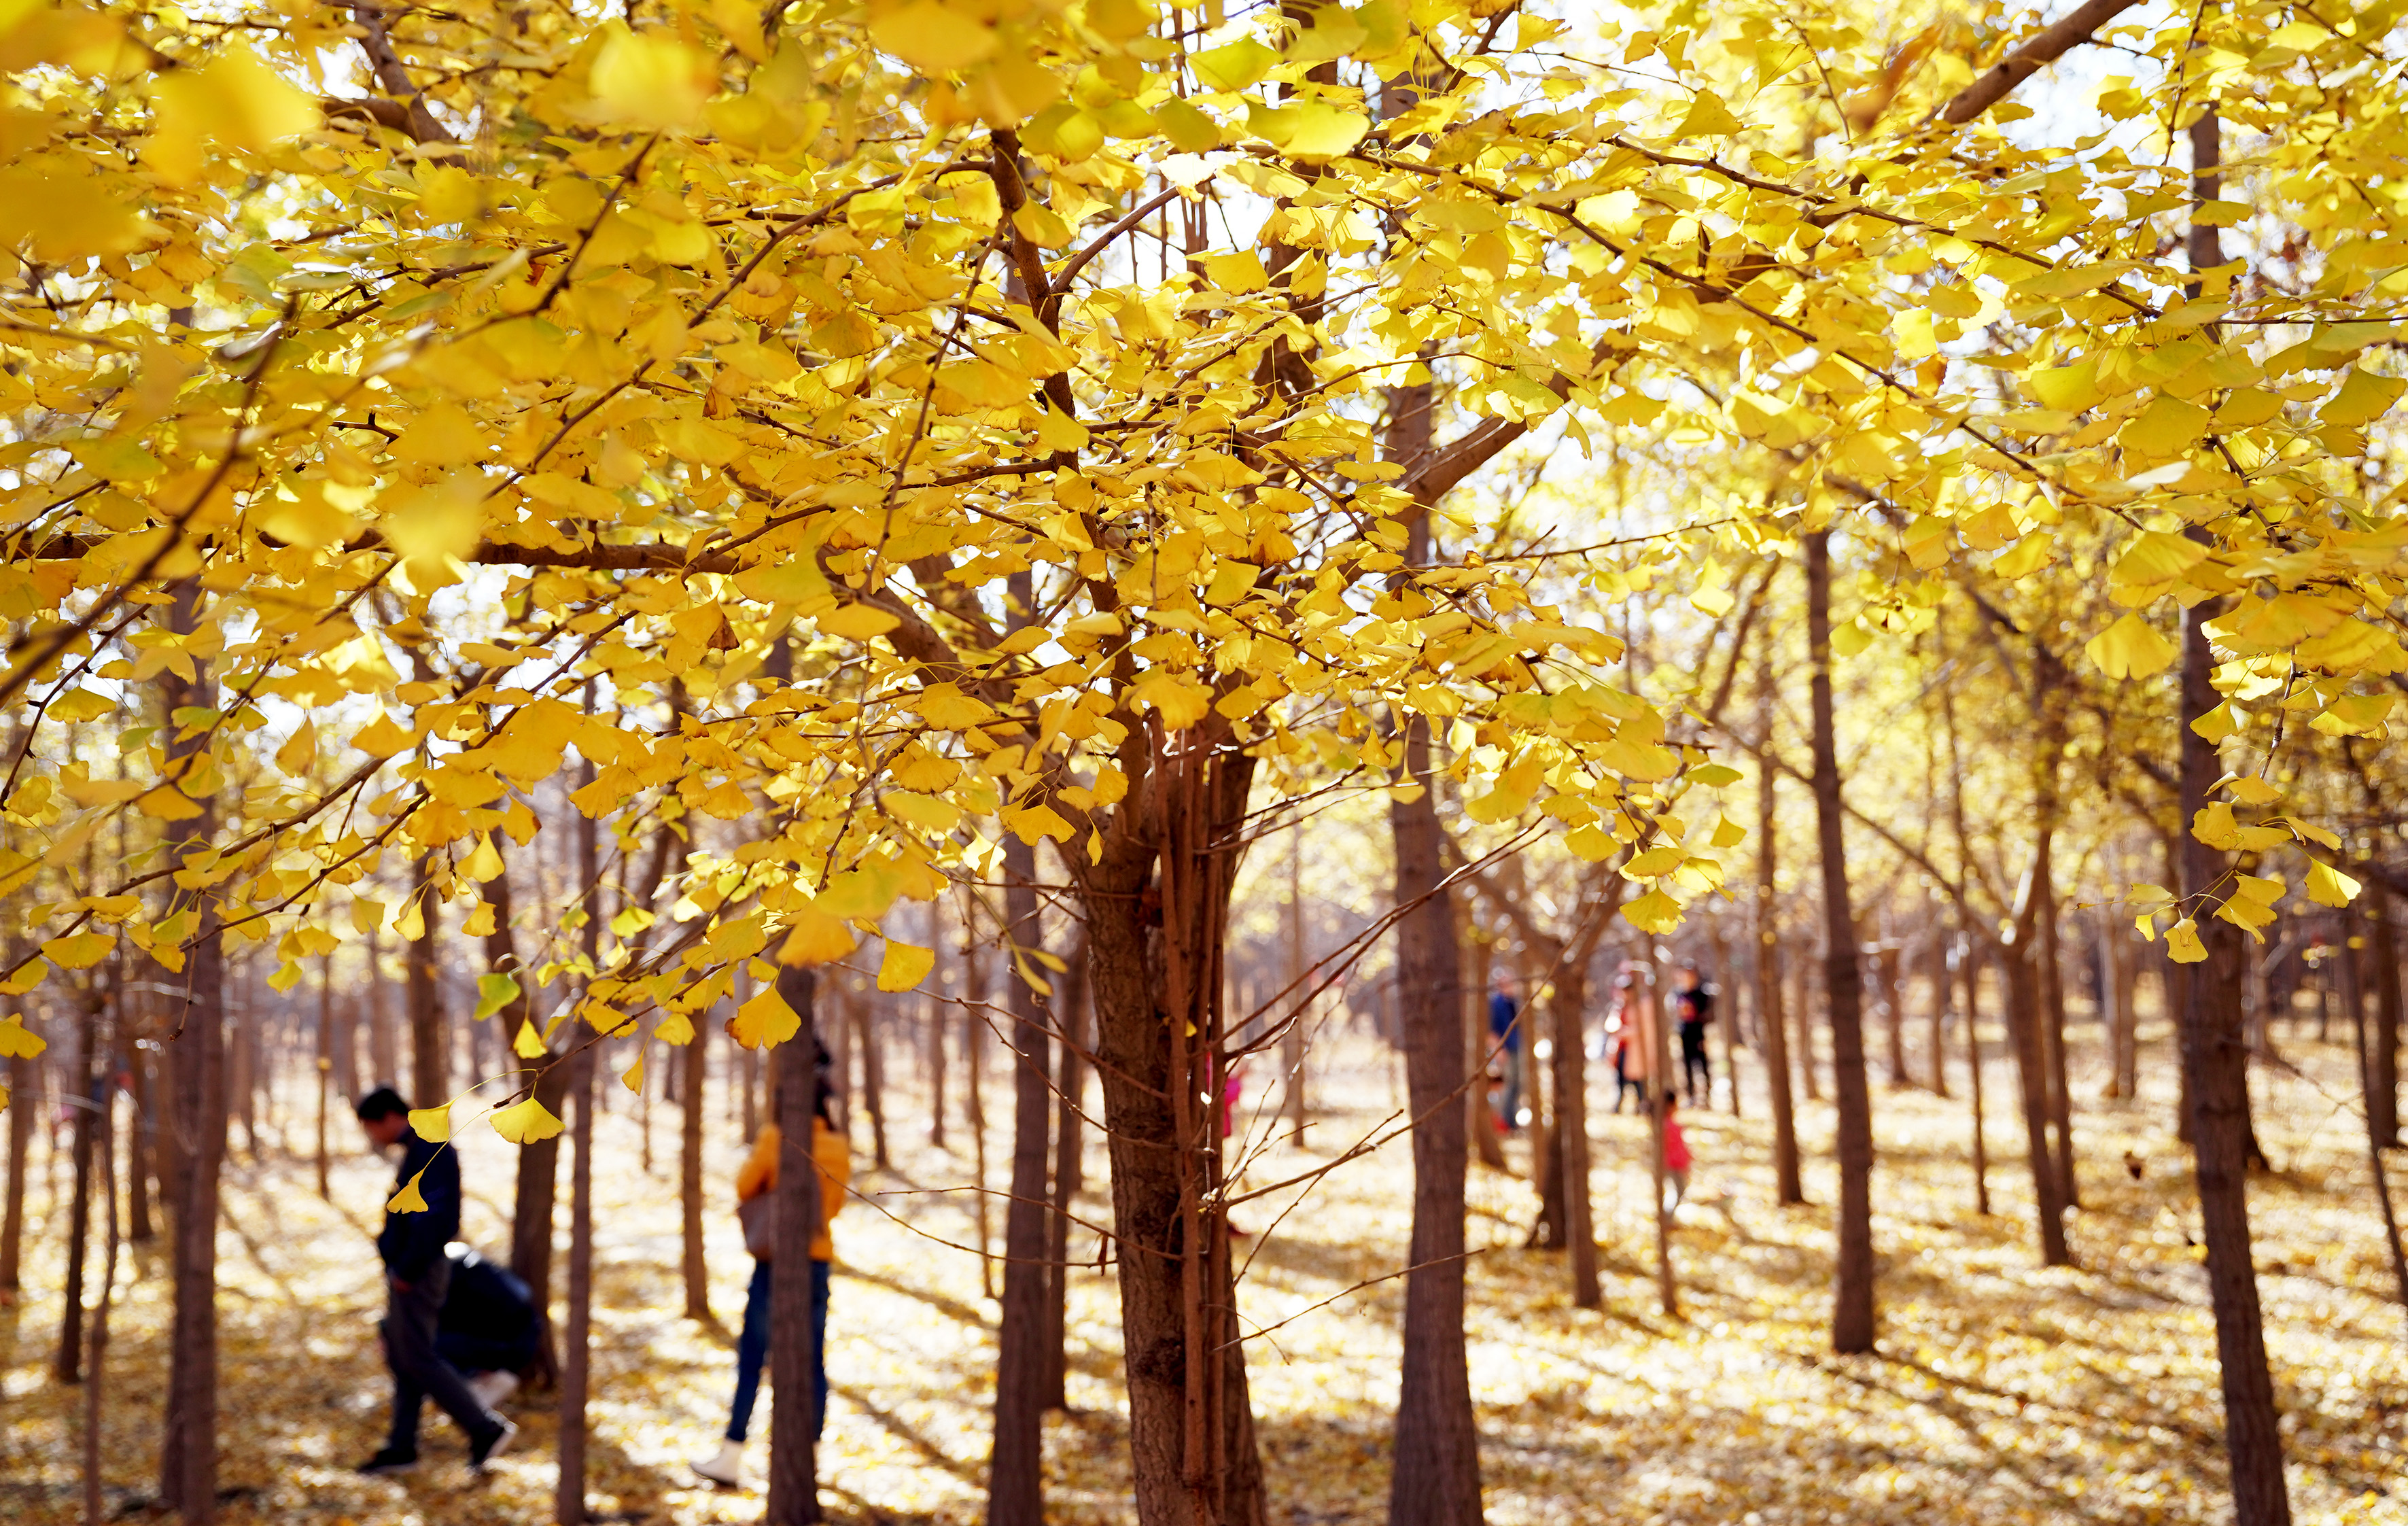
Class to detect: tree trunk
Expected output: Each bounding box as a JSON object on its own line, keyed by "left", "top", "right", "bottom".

{"left": 1756, "top": 656, "right": 1803, "bottom": 1205}
{"left": 1552, "top": 960, "right": 1599, "bottom": 1304}
{"left": 158, "top": 587, "right": 228, "bottom": 1526}
{"left": 1285, "top": 827, "right": 1307, "bottom": 1143}
{"left": 557, "top": 776, "right": 606, "bottom": 1524}
{"left": 2004, "top": 855, "right": 2073, "bottom": 1266}
{"left": 128, "top": 1035, "right": 155, "bottom": 1243}
{"left": 2172, "top": 120, "right": 2292, "bottom": 1504}
{"left": 1925, "top": 924, "right": 1951, "bottom": 1098}
{"left": 988, "top": 835, "right": 1055, "bottom": 1525}
{"left": 83, "top": 1061, "right": 120, "bottom": 1526}
{"left": 1463, "top": 920, "right": 1506, "bottom": 1171}
{"left": 57, "top": 993, "right": 97, "bottom": 1384}
{"left": 2038, "top": 880, "right": 2078, "bottom": 1207}
{"left": 928, "top": 897, "right": 948, "bottom": 1150}
{"left": 1043, "top": 930, "right": 1091, "bottom": 1410}
{"left": 1941, "top": 935, "right": 1985, "bottom": 1215}
{"left": 406, "top": 874, "right": 444, "bottom": 1109}
{"left": 2373, "top": 890, "right": 2401, "bottom": 1149}
{"left": 315, "top": 956, "right": 332, "bottom": 1198}
{"left": 1644, "top": 974, "right": 1676, "bottom": 1318}
{"left": 964, "top": 909, "right": 993, "bottom": 1300}
{"left": 1388, "top": 710, "right": 1483, "bottom": 1525}
{"left": 855, "top": 992, "right": 889, "bottom": 1170}
{"left": 766, "top": 965, "right": 825, "bottom": 1525}
{"left": 1080, "top": 738, "right": 1266, "bottom": 1526}
{"left": 2344, "top": 916, "right": 2408, "bottom": 1324}
{"left": 1803, "top": 529, "right": 1877, "bottom": 1355}
{"left": 1878, "top": 936, "right": 1906, "bottom": 1089}
{"left": 682, "top": 982, "right": 710, "bottom": 1322}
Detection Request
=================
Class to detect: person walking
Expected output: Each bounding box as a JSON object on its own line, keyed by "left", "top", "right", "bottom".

{"left": 1660, "top": 1092, "right": 1692, "bottom": 1211}
{"left": 1673, "top": 965, "right": 1713, "bottom": 1107}
{"left": 1488, "top": 971, "right": 1523, "bottom": 1131}
{"left": 353, "top": 1087, "right": 515, "bottom": 1476}
{"left": 694, "top": 1047, "right": 851, "bottom": 1489}
{"left": 1609, "top": 969, "right": 1649, "bottom": 1113}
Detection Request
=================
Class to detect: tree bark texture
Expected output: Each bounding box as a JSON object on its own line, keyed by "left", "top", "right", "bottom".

{"left": 5, "top": 1047, "right": 35, "bottom": 1294}
{"left": 987, "top": 835, "right": 1054, "bottom": 1526}
{"left": 1804, "top": 527, "right": 1877, "bottom": 1354}
{"left": 57, "top": 994, "right": 97, "bottom": 1385}
{"left": 1959, "top": 937, "right": 1993, "bottom": 1217}
{"left": 158, "top": 585, "right": 228, "bottom": 1526}
{"left": 406, "top": 874, "right": 443, "bottom": 1109}
{"left": 1388, "top": 710, "right": 1483, "bottom": 1526}
{"left": 1043, "top": 929, "right": 1091, "bottom": 1411}
{"left": 1551, "top": 961, "right": 1599, "bottom": 1304}
{"left": 767, "top": 965, "right": 824, "bottom": 1525}
{"left": 2004, "top": 846, "right": 2074, "bottom": 1267}
{"left": 682, "top": 988, "right": 710, "bottom": 1322}
{"left": 1079, "top": 736, "right": 1266, "bottom": 1526}
{"left": 2373, "top": 891, "right": 2402, "bottom": 1148}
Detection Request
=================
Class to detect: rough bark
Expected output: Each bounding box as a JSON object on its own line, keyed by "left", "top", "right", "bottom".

{"left": 406, "top": 873, "right": 444, "bottom": 1108}
{"left": 1080, "top": 740, "right": 1266, "bottom": 1526}
{"left": 682, "top": 979, "right": 710, "bottom": 1322}
{"left": 1388, "top": 708, "right": 1483, "bottom": 1525}
{"left": 57, "top": 992, "right": 97, "bottom": 1384}
{"left": 158, "top": 581, "right": 228, "bottom": 1526}
{"left": 1804, "top": 528, "right": 1877, "bottom": 1354}
{"left": 1552, "top": 962, "right": 1599, "bottom": 1304}
{"left": 767, "top": 965, "right": 824, "bottom": 1525}
{"left": 987, "top": 835, "right": 1054, "bottom": 1525}
{"left": 2176, "top": 126, "right": 2292, "bottom": 1508}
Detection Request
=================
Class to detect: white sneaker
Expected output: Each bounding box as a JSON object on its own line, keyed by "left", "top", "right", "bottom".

{"left": 691, "top": 1438, "right": 744, "bottom": 1488}
{"left": 467, "top": 1370, "right": 519, "bottom": 1410}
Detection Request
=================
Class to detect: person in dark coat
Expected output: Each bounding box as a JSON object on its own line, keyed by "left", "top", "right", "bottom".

{"left": 354, "top": 1087, "right": 515, "bottom": 1476}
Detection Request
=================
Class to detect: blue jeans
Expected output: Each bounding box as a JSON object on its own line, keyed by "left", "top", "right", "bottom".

{"left": 729, "top": 1258, "right": 831, "bottom": 1442}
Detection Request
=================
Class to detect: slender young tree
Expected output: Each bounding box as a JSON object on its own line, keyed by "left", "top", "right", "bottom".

{"left": 767, "top": 962, "right": 824, "bottom": 1526}
{"left": 1804, "top": 528, "right": 1877, "bottom": 1355}
{"left": 987, "top": 831, "right": 1053, "bottom": 1525}
{"left": 1756, "top": 642, "right": 1803, "bottom": 1207}
{"left": 557, "top": 771, "right": 603, "bottom": 1526}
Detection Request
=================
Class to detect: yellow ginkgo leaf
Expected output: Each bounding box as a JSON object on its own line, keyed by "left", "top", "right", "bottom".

{"left": 2084, "top": 612, "right": 2178, "bottom": 680}
{"left": 41, "top": 932, "right": 111, "bottom": 970}
{"left": 512, "top": 1020, "right": 548, "bottom": 1060}
{"left": 408, "top": 1105, "right": 450, "bottom": 1143}
{"left": 387, "top": 1168, "right": 431, "bottom": 1215}
{"left": 2165, "top": 918, "right": 2208, "bottom": 964}
{"left": 622, "top": 1053, "right": 644, "bottom": 1094}
{"left": 0, "top": 1013, "right": 46, "bottom": 1059}
{"left": 490, "top": 1096, "right": 565, "bottom": 1145}
{"left": 729, "top": 986, "right": 801, "bottom": 1050}
{"left": 778, "top": 907, "right": 858, "bottom": 967}
{"left": 878, "top": 940, "right": 935, "bottom": 992}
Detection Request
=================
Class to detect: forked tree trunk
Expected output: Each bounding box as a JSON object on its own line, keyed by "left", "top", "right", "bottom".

{"left": 2003, "top": 869, "right": 2073, "bottom": 1266}
{"left": 2174, "top": 124, "right": 2292, "bottom": 1510}
{"left": 988, "top": 835, "right": 1054, "bottom": 1525}
{"left": 1389, "top": 709, "right": 1482, "bottom": 1525}
{"left": 1803, "top": 529, "right": 1877, "bottom": 1353}
{"left": 1079, "top": 738, "right": 1266, "bottom": 1526}
{"left": 767, "top": 965, "right": 825, "bottom": 1525}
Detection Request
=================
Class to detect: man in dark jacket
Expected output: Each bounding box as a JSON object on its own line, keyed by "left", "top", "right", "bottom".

{"left": 355, "top": 1087, "right": 515, "bottom": 1476}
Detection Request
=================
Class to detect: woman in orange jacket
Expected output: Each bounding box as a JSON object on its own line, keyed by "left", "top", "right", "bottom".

{"left": 693, "top": 1053, "right": 851, "bottom": 1489}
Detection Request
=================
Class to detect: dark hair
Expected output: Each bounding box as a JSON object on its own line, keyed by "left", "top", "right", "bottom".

{"left": 355, "top": 1086, "right": 409, "bottom": 1122}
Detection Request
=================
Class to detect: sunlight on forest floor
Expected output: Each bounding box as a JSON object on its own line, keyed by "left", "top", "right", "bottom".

{"left": 3, "top": 1022, "right": 2404, "bottom": 1525}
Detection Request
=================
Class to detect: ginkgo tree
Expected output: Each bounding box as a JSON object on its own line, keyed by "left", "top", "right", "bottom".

{"left": 10, "top": 1, "right": 2408, "bottom": 1525}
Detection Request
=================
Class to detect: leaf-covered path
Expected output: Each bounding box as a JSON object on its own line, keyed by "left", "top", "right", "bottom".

{"left": 3, "top": 1024, "right": 2403, "bottom": 1525}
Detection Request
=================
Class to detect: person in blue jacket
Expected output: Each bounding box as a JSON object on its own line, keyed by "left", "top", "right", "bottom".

{"left": 354, "top": 1086, "right": 515, "bottom": 1476}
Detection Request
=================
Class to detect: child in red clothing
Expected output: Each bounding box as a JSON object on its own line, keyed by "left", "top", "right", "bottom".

{"left": 1660, "top": 1094, "right": 1691, "bottom": 1211}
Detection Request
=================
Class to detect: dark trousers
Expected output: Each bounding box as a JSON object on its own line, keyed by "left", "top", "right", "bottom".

{"left": 380, "top": 1258, "right": 497, "bottom": 1455}
{"left": 1680, "top": 1022, "right": 1710, "bottom": 1099}
{"left": 727, "top": 1258, "right": 831, "bottom": 1443}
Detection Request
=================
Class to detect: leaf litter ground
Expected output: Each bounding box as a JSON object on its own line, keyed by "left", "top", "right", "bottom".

{"left": 1, "top": 1018, "right": 2403, "bottom": 1524}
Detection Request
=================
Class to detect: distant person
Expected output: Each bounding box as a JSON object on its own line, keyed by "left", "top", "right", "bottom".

{"left": 1609, "top": 969, "right": 1647, "bottom": 1113}
{"left": 353, "top": 1087, "right": 515, "bottom": 1476}
{"left": 1673, "top": 965, "right": 1713, "bottom": 1107}
{"left": 1660, "top": 1092, "right": 1692, "bottom": 1211}
{"left": 437, "top": 1243, "right": 539, "bottom": 1411}
{"left": 694, "top": 1047, "right": 851, "bottom": 1489}
{"left": 1488, "top": 972, "right": 1522, "bottom": 1131}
